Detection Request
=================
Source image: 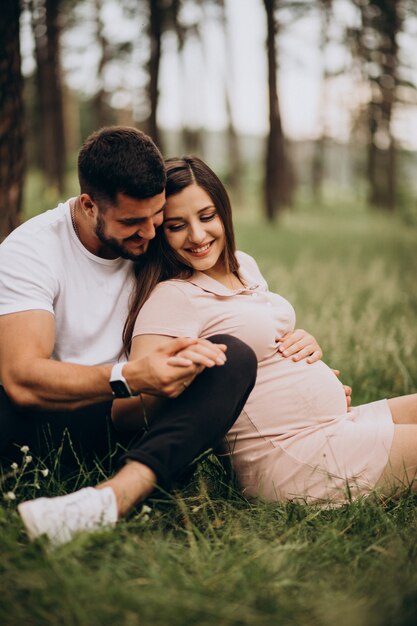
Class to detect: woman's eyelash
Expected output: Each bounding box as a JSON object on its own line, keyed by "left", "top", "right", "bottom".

{"left": 165, "top": 213, "right": 217, "bottom": 232}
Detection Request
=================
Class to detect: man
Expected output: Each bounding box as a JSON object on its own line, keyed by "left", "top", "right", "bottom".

{"left": 0, "top": 126, "right": 257, "bottom": 545}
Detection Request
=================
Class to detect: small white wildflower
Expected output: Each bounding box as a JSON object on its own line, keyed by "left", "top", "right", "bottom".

{"left": 24, "top": 455, "right": 33, "bottom": 464}
{"left": 3, "top": 491, "right": 16, "bottom": 501}
{"left": 10, "top": 462, "right": 19, "bottom": 471}
{"left": 142, "top": 514, "right": 150, "bottom": 523}
{"left": 40, "top": 468, "right": 49, "bottom": 477}
{"left": 20, "top": 445, "right": 29, "bottom": 454}
{"left": 141, "top": 504, "right": 152, "bottom": 514}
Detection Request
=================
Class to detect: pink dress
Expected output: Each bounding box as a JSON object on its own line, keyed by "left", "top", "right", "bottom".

{"left": 132, "top": 251, "right": 394, "bottom": 504}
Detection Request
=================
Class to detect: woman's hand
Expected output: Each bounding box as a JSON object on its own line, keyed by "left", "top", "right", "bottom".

{"left": 167, "top": 338, "right": 227, "bottom": 368}
{"left": 276, "top": 329, "right": 323, "bottom": 364}
{"left": 344, "top": 385, "right": 352, "bottom": 410}
{"left": 333, "top": 369, "right": 352, "bottom": 411}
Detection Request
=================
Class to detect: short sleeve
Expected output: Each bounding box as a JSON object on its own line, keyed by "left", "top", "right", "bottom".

{"left": 132, "top": 282, "right": 201, "bottom": 339}
{"left": 0, "top": 234, "right": 58, "bottom": 316}
{"left": 236, "top": 251, "right": 269, "bottom": 291}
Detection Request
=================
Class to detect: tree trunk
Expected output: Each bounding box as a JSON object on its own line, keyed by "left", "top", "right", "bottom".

{"left": 225, "top": 93, "right": 242, "bottom": 203}
{"left": 263, "top": 0, "right": 292, "bottom": 221}
{"left": 222, "top": 0, "right": 242, "bottom": 203}
{"left": 31, "top": 0, "right": 66, "bottom": 194}
{"left": 0, "top": 0, "right": 25, "bottom": 240}
{"left": 355, "top": 0, "right": 400, "bottom": 210}
{"left": 387, "top": 139, "right": 396, "bottom": 211}
{"left": 367, "top": 100, "right": 380, "bottom": 206}
{"left": 93, "top": 0, "right": 113, "bottom": 128}
{"left": 146, "top": 0, "right": 163, "bottom": 149}
{"left": 381, "top": 0, "right": 399, "bottom": 211}
{"left": 312, "top": 0, "right": 332, "bottom": 203}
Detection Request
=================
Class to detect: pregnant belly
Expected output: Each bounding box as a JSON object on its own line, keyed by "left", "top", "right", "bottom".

{"left": 245, "top": 357, "right": 348, "bottom": 436}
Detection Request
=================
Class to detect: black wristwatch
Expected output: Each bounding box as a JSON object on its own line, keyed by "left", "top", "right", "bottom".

{"left": 109, "top": 362, "right": 136, "bottom": 398}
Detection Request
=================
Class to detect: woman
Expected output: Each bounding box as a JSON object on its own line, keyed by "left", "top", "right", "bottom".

{"left": 114, "top": 156, "right": 417, "bottom": 505}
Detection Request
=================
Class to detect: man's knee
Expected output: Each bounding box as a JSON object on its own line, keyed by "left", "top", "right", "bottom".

{"left": 0, "top": 387, "right": 21, "bottom": 455}
{"left": 207, "top": 334, "right": 257, "bottom": 388}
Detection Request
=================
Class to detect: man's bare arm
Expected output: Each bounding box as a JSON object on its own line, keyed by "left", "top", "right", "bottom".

{"left": 0, "top": 311, "right": 225, "bottom": 411}
{"left": 0, "top": 311, "right": 111, "bottom": 409}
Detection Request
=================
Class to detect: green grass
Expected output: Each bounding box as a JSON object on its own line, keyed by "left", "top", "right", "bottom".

{"left": 1, "top": 209, "right": 417, "bottom": 626}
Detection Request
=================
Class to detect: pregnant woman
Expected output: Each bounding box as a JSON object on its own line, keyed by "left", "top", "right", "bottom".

{"left": 115, "top": 155, "right": 417, "bottom": 505}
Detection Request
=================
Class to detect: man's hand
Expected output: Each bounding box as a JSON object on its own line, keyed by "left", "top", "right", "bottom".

{"left": 125, "top": 337, "right": 227, "bottom": 399}
{"left": 276, "top": 329, "right": 323, "bottom": 364}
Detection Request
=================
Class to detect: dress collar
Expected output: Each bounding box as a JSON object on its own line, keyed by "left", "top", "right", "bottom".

{"left": 182, "top": 268, "right": 260, "bottom": 297}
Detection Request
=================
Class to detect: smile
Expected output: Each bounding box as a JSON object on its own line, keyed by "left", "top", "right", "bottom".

{"left": 126, "top": 235, "right": 146, "bottom": 244}
{"left": 185, "top": 241, "right": 214, "bottom": 256}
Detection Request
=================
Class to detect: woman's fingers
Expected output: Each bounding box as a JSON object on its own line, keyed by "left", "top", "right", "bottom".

{"left": 342, "top": 384, "right": 352, "bottom": 411}
{"left": 164, "top": 337, "right": 199, "bottom": 355}
{"left": 289, "top": 346, "right": 312, "bottom": 361}
{"left": 306, "top": 350, "right": 322, "bottom": 364}
{"left": 277, "top": 330, "right": 302, "bottom": 352}
{"left": 343, "top": 385, "right": 352, "bottom": 398}
{"left": 167, "top": 356, "right": 195, "bottom": 367}
{"left": 281, "top": 342, "right": 322, "bottom": 361}
{"left": 277, "top": 329, "right": 322, "bottom": 362}
{"left": 167, "top": 342, "right": 227, "bottom": 368}
{"left": 176, "top": 349, "right": 218, "bottom": 367}
{"left": 279, "top": 339, "right": 309, "bottom": 357}
{"left": 278, "top": 339, "right": 303, "bottom": 357}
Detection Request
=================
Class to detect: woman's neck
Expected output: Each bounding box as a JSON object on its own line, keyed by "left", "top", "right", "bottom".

{"left": 202, "top": 266, "right": 244, "bottom": 290}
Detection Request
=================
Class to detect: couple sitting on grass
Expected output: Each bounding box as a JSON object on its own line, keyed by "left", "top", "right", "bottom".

{"left": 0, "top": 127, "right": 416, "bottom": 547}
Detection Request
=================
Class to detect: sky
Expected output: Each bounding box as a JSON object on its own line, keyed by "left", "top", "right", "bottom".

{"left": 20, "top": 0, "right": 417, "bottom": 149}
{"left": 158, "top": 0, "right": 356, "bottom": 141}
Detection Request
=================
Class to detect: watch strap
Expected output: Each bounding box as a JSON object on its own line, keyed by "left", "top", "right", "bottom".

{"left": 109, "top": 361, "right": 134, "bottom": 398}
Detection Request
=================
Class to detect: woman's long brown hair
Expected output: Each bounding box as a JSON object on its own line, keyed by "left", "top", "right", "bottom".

{"left": 122, "top": 155, "right": 239, "bottom": 355}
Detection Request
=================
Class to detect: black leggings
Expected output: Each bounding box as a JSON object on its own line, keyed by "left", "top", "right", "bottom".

{"left": 0, "top": 335, "right": 257, "bottom": 488}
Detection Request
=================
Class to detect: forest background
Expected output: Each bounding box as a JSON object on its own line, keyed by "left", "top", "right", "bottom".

{"left": 2, "top": 0, "right": 417, "bottom": 234}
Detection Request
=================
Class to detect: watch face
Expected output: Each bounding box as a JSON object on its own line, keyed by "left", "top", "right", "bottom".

{"left": 110, "top": 380, "right": 131, "bottom": 398}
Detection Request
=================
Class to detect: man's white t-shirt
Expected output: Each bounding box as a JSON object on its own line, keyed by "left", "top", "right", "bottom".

{"left": 0, "top": 200, "right": 135, "bottom": 365}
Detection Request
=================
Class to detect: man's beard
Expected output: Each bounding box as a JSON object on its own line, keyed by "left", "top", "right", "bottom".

{"left": 95, "top": 213, "right": 148, "bottom": 261}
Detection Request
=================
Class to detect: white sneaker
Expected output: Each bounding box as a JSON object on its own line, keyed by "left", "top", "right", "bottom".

{"left": 18, "top": 486, "right": 118, "bottom": 546}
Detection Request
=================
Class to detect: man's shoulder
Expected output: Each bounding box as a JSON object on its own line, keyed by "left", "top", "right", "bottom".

{"left": 7, "top": 201, "right": 69, "bottom": 237}
{"left": 0, "top": 201, "right": 70, "bottom": 257}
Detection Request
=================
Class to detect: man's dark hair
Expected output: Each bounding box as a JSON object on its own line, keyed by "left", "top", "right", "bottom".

{"left": 77, "top": 126, "right": 166, "bottom": 204}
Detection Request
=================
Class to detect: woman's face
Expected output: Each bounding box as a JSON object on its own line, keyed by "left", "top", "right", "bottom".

{"left": 163, "top": 184, "right": 225, "bottom": 274}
